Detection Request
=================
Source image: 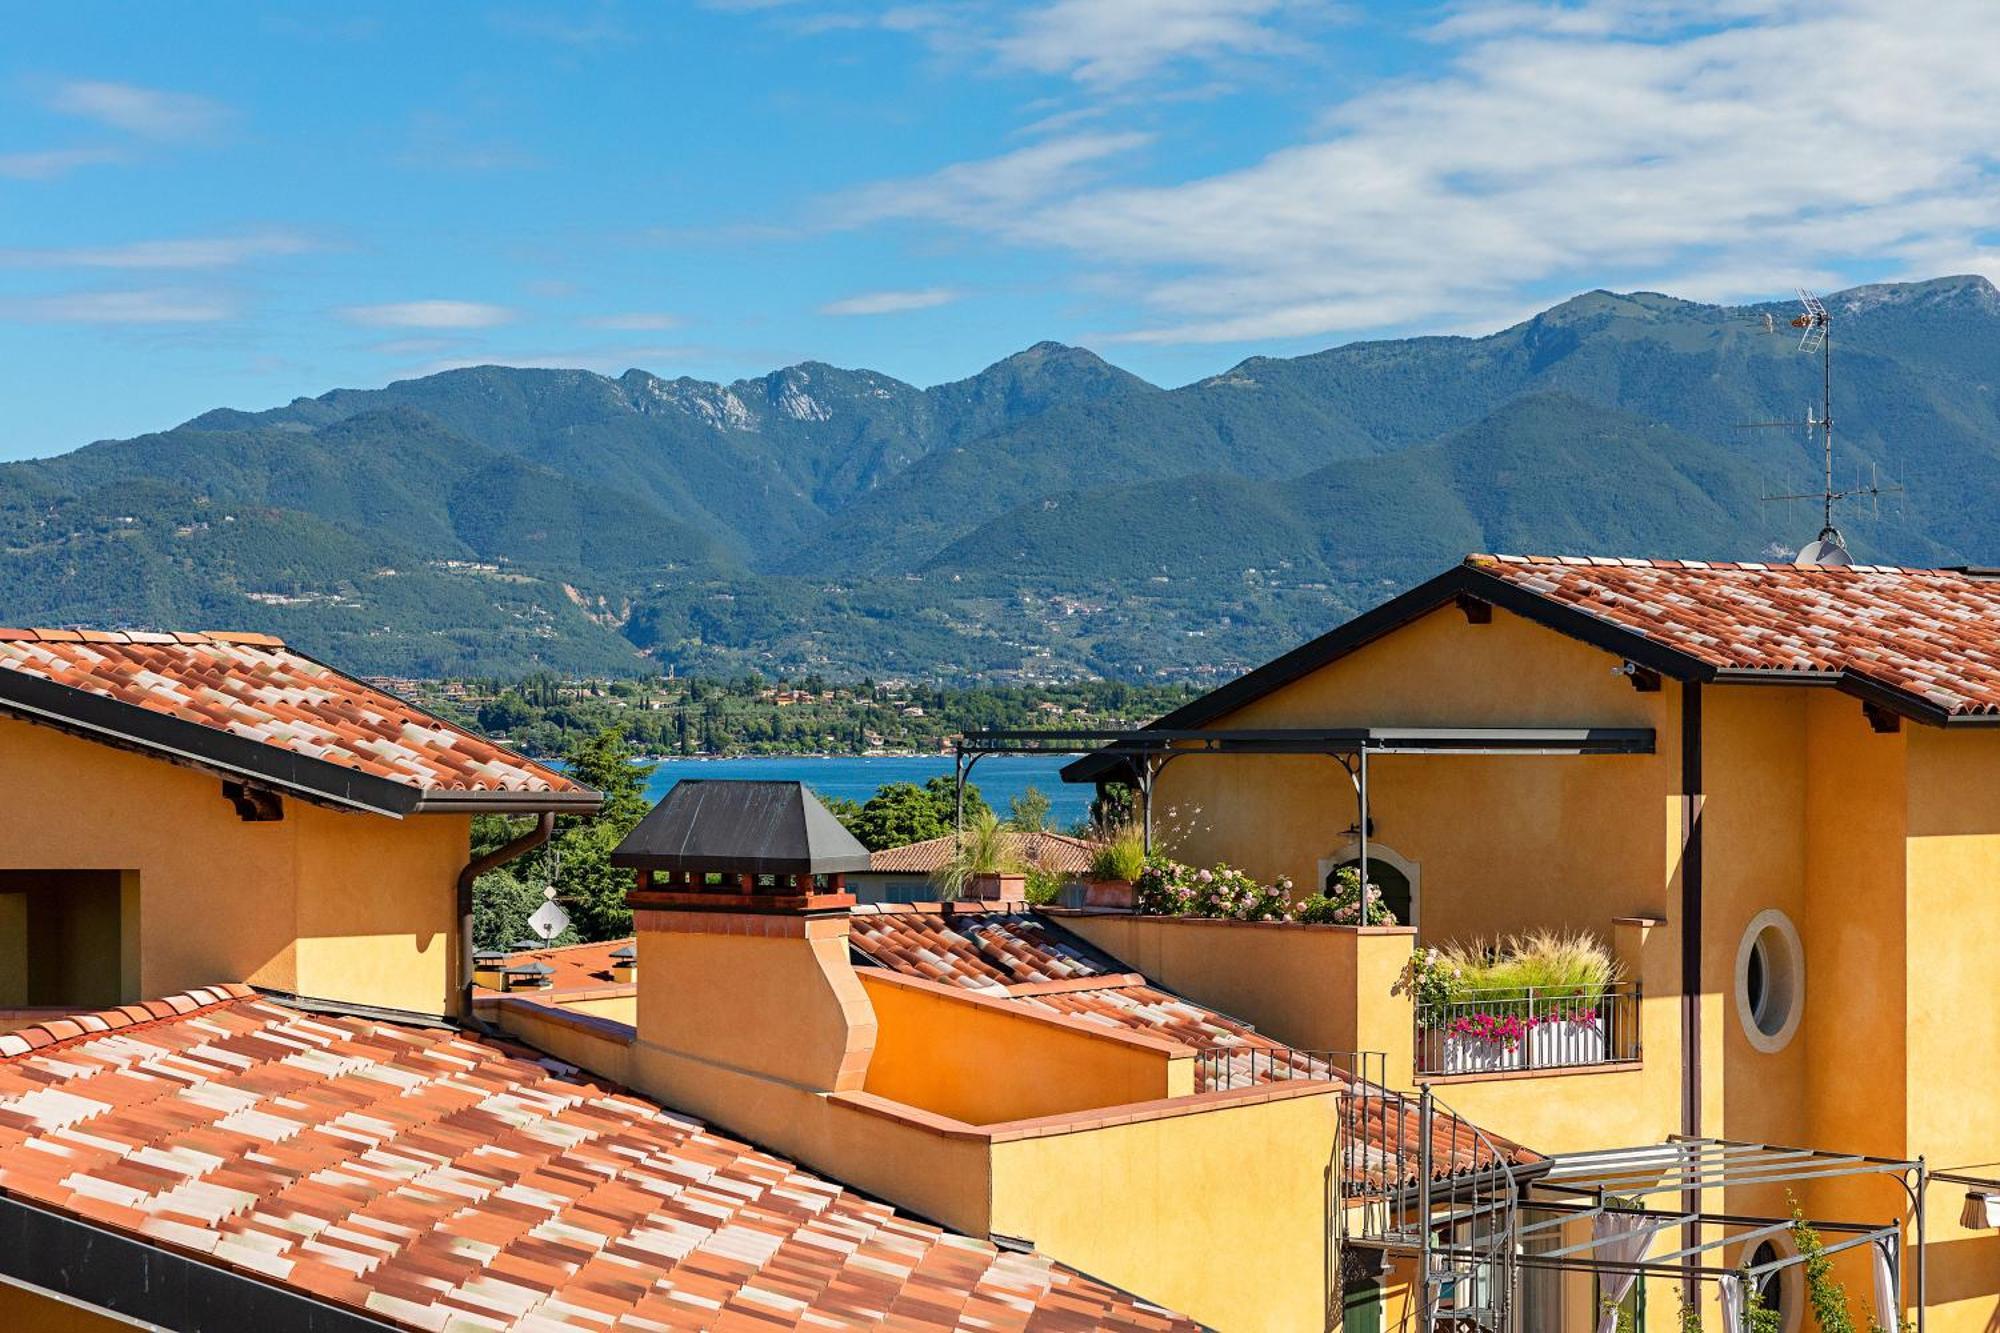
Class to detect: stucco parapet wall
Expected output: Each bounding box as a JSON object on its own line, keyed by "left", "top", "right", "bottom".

{"left": 831, "top": 1078, "right": 1339, "bottom": 1143}
{"left": 475, "top": 981, "right": 636, "bottom": 1004}
{"left": 857, "top": 968, "right": 1195, "bottom": 1057}
{"left": 479, "top": 992, "right": 637, "bottom": 1045}
{"left": 1038, "top": 907, "right": 1418, "bottom": 936}
{"left": 630, "top": 907, "right": 850, "bottom": 938}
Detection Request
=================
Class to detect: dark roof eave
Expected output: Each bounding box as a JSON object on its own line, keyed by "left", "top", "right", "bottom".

{"left": 0, "top": 658, "right": 591, "bottom": 816}
{"left": 0, "top": 1188, "right": 397, "bottom": 1331}
{"left": 1064, "top": 561, "right": 1709, "bottom": 784}
{"left": 1708, "top": 666, "right": 1957, "bottom": 727}
{"left": 410, "top": 788, "right": 603, "bottom": 815}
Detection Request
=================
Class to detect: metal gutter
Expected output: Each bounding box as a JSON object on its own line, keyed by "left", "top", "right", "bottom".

{"left": 411, "top": 789, "right": 602, "bottom": 815}
{"left": 455, "top": 812, "right": 556, "bottom": 1019}
{"left": 0, "top": 1190, "right": 395, "bottom": 1331}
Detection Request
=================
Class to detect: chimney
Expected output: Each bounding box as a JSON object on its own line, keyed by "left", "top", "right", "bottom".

{"left": 611, "top": 781, "right": 877, "bottom": 1108}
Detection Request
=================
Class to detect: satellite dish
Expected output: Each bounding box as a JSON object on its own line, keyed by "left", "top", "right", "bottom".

{"left": 1794, "top": 527, "right": 1853, "bottom": 567}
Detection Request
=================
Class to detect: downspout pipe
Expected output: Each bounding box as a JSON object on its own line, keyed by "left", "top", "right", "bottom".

{"left": 455, "top": 811, "right": 555, "bottom": 1021}
{"left": 1680, "top": 681, "right": 1705, "bottom": 1306}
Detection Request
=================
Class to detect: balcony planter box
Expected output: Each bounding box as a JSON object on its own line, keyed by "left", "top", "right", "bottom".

{"left": 1433, "top": 1018, "right": 1606, "bottom": 1075}
{"left": 1084, "top": 878, "right": 1135, "bottom": 909}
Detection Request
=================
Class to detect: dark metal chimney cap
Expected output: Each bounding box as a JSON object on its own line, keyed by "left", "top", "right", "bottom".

{"left": 611, "top": 780, "right": 871, "bottom": 875}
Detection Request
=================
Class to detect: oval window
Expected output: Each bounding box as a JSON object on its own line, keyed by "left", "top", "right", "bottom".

{"left": 1735, "top": 910, "right": 1804, "bottom": 1053}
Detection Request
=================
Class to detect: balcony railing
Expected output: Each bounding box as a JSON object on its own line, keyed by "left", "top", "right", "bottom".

{"left": 1415, "top": 981, "right": 1641, "bottom": 1078}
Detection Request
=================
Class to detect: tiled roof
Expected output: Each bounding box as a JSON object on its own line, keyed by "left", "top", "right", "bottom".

{"left": 847, "top": 904, "right": 1129, "bottom": 991}
{"left": 868, "top": 831, "right": 1098, "bottom": 877}
{"left": 1472, "top": 554, "right": 2000, "bottom": 717}
{"left": 0, "top": 628, "right": 588, "bottom": 809}
{"left": 479, "top": 940, "right": 630, "bottom": 998}
{"left": 0, "top": 986, "right": 1195, "bottom": 1331}
{"left": 847, "top": 906, "right": 1539, "bottom": 1181}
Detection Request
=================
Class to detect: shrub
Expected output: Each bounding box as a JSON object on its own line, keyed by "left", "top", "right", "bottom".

{"left": 1088, "top": 824, "right": 1147, "bottom": 882}
{"left": 1435, "top": 928, "right": 1620, "bottom": 1006}
{"left": 1023, "top": 866, "right": 1067, "bottom": 906}
{"left": 1297, "top": 864, "right": 1398, "bottom": 926}
{"left": 930, "top": 810, "right": 1021, "bottom": 901}
{"left": 1136, "top": 856, "right": 1294, "bottom": 921}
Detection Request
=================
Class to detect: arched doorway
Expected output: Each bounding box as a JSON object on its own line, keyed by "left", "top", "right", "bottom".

{"left": 1318, "top": 842, "right": 1419, "bottom": 927}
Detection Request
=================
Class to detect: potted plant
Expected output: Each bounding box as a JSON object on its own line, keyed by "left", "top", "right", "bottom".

{"left": 933, "top": 811, "right": 1026, "bottom": 904}
{"left": 1085, "top": 825, "right": 1146, "bottom": 908}
{"left": 1401, "top": 930, "right": 1619, "bottom": 1074}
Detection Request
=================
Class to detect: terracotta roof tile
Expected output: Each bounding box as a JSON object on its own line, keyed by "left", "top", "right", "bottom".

{"left": 0, "top": 989, "right": 1194, "bottom": 1331}
{"left": 847, "top": 906, "right": 1128, "bottom": 991}
{"left": 0, "top": 629, "right": 583, "bottom": 796}
{"left": 476, "top": 940, "right": 631, "bottom": 1000}
{"left": 1470, "top": 554, "right": 2000, "bottom": 715}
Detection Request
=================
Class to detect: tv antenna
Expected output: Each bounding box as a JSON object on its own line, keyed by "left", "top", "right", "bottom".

{"left": 1737, "top": 289, "right": 1899, "bottom": 565}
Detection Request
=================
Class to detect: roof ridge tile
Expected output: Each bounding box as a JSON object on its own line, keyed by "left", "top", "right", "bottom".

{"left": 0, "top": 983, "right": 258, "bottom": 1058}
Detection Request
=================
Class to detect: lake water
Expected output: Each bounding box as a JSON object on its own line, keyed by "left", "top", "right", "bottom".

{"left": 639, "top": 754, "right": 1093, "bottom": 825}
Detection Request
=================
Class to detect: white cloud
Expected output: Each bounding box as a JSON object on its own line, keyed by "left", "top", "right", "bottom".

{"left": 45, "top": 81, "right": 227, "bottom": 141}
{"left": 848, "top": 0, "right": 2000, "bottom": 344}
{"left": 0, "top": 231, "right": 317, "bottom": 270}
{"left": 835, "top": 130, "right": 1152, "bottom": 226}
{"left": 0, "top": 288, "right": 235, "bottom": 324}
{"left": 996, "top": 0, "right": 1303, "bottom": 88}
{"left": 580, "top": 311, "right": 682, "bottom": 330}
{"left": 338, "top": 300, "right": 518, "bottom": 329}
{"left": 819, "top": 287, "right": 961, "bottom": 316}
{"left": 0, "top": 147, "right": 124, "bottom": 180}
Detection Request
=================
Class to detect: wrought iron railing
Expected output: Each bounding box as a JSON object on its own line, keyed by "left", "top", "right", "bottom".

{"left": 1414, "top": 981, "right": 1641, "bottom": 1078}
{"left": 1191, "top": 1041, "right": 1350, "bottom": 1092}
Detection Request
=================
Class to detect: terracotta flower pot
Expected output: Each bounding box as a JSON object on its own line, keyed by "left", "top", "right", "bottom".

{"left": 968, "top": 871, "right": 1027, "bottom": 906}
{"left": 1085, "top": 878, "right": 1135, "bottom": 909}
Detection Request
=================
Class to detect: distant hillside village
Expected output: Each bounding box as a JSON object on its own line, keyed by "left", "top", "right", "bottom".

{"left": 380, "top": 670, "right": 1196, "bottom": 759}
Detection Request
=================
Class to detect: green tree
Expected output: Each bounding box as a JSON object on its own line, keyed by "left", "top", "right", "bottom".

{"left": 838, "top": 778, "right": 989, "bottom": 850}
{"left": 1007, "top": 784, "right": 1052, "bottom": 832}
{"left": 472, "top": 863, "right": 579, "bottom": 951}
{"left": 472, "top": 726, "right": 657, "bottom": 945}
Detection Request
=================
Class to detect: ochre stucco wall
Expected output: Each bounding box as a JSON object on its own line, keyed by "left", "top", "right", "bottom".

{"left": 0, "top": 717, "right": 468, "bottom": 1014}
{"left": 859, "top": 970, "right": 1189, "bottom": 1122}
{"left": 990, "top": 1087, "right": 1341, "bottom": 1333}
{"left": 1150, "top": 604, "right": 1676, "bottom": 944}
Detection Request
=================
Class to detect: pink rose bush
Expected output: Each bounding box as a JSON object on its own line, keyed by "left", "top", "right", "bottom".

{"left": 1135, "top": 856, "right": 1295, "bottom": 921}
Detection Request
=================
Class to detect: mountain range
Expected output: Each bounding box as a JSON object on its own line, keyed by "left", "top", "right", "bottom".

{"left": 5, "top": 275, "right": 1996, "bottom": 680}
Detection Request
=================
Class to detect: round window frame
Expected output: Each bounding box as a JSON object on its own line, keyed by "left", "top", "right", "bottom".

{"left": 1734, "top": 909, "right": 1804, "bottom": 1054}
{"left": 1743, "top": 1234, "right": 1805, "bottom": 1333}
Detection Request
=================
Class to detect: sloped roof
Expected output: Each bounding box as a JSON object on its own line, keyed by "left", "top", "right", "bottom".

{"left": 846, "top": 906, "right": 1538, "bottom": 1182}
{"left": 868, "top": 830, "right": 1097, "bottom": 877}
{"left": 0, "top": 986, "right": 1195, "bottom": 1331}
{"left": 1066, "top": 553, "right": 2000, "bottom": 783}
{"left": 846, "top": 903, "right": 1127, "bottom": 990}
{"left": 0, "top": 629, "right": 595, "bottom": 816}
{"left": 477, "top": 940, "right": 630, "bottom": 1000}
{"left": 1471, "top": 554, "right": 2000, "bottom": 717}
{"left": 612, "top": 780, "right": 871, "bottom": 875}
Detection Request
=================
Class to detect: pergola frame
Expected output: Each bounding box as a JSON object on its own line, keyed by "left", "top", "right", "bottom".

{"left": 953, "top": 726, "right": 1655, "bottom": 871}
{"left": 1466, "top": 1136, "right": 1928, "bottom": 1331}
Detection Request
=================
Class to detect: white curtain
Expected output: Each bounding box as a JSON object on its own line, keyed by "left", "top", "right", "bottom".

{"left": 1718, "top": 1273, "right": 1745, "bottom": 1333}
{"left": 1592, "top": 1212, "right": 1663, "bottom": 1333}
{"left": 1872, "top": 1237, "right": 1899, "bottom": 1331}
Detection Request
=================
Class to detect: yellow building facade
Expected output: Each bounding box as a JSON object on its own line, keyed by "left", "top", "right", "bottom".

{"left": 1066, "top": 555, "right": 2000, "bottom": 1333}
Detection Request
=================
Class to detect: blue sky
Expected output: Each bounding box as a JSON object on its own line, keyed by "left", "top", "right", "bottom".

{"left": 4, "top": 0, "right": 1995, "bottom": 459}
